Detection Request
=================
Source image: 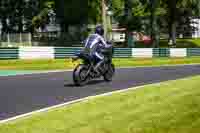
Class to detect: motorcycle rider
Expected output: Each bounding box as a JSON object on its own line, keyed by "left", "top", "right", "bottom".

{"left": 83, "top": 25, "right": 112, "bottom": 74}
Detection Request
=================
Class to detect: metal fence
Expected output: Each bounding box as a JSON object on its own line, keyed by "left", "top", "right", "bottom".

{"left": 0, "top": 33, "right": 32, "bottom": 47}
{"left": 0, "top": 32, "right": 84, "bottom": 47}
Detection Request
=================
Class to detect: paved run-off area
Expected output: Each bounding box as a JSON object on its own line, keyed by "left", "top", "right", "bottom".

{"left": 1, "top": 65, "right": 200, "bottom": 121}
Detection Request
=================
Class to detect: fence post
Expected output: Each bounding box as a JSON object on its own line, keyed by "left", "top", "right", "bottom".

{"left": 28, "top": 33, "right": 32, "bottom": 46}
{"left": 7, "top": 33, "right": 10, "bottom": 47}
{"left": 20, "top": 33, "right": 22, "bottom": 44}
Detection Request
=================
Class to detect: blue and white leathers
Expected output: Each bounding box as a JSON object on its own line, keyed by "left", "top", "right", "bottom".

{"left": 84, "top": 33, "right": 109, "bottom": 61}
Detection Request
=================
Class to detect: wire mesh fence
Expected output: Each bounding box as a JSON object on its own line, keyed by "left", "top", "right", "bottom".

{"left": 0, "top": 32, "right": 84, "bottom": 47}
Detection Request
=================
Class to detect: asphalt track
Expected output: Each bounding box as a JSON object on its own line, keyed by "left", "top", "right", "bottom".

{"left": 1, "top": 65, "right": 200, "bottom": 121}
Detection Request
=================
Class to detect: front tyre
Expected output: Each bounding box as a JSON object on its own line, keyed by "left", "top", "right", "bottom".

{"left": 103, "top": 63, "right": 115, "bottom": 82}
{"left": 73, "top": 64, "right": 89, "bottom": 86}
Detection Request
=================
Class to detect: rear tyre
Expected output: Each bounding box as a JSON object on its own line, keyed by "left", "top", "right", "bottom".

{"left": 103, "top": 63, "right": 115, "bottom": 82}
{"left": 73, "top": 64, "right": 89, "bottom": 86}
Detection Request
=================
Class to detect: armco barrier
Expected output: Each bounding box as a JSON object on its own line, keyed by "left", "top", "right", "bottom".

{"left": 153, "top": 48, "right": 170, "bottom": 57}
{"left": 1, "top": 47, "right": 200, "bottom": 59}
{"left": 187, "top": 48, "right": 200, "bottom": 57}
{"left": 55, "top": 47, "right": 132, "bottom": 58}
{"left": 0, "top": 48, "right": 19, "bottom": 59}
{"left": 113, "top": 48, "right": 132, "bottom": 58}
{"left": 19, "top": 47, "right": 54, "bottom": 59}
{"left": 132, "top": 48, "right": 153, "bottom": 58}
{"left": 54, "top": 47, "right": 82, "bottom": 58}
{"left": 170, "top": 48, "right": 187, "bottom": 57}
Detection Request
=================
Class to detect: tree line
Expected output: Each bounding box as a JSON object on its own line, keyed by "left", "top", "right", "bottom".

{"left": 0, "top": 0, "right": 200, "bottom": 46}
{"left": 111, "top": 0, "right": 200, "bottom": 46}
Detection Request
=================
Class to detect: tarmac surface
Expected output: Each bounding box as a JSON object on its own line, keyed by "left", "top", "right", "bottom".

{"left": 1, "top": 65, "right": 200, "bottom": 120}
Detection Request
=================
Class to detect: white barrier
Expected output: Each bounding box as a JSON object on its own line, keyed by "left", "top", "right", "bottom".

{"left": 170, "top": 48, "right": 187, "bottom": 57}
{"left": 19, "top": 47, "right": 54, "bottom": 59}
{"left": 132, "top": 48, "right": 153, "bottom": 58}
{"left": 16, "top": 47, "right": 188, "bottom": 59}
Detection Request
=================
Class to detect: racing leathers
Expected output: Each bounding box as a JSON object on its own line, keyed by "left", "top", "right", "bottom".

{"left": 83, "top": 33, "right": 111, "bottom": 74}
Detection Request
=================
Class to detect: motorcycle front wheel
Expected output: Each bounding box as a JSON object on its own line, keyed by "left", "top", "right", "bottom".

{"left": 73, "top": 64, "right": 89, "bottom": 86}
{"left": 103, "top": 63, "right": 115, "bottom": 82}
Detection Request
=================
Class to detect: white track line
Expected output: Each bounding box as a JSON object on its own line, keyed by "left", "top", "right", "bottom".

{"left": 0, "top": 76, "right": 192, "bottom": 124}
{"left": 0, "top": 82, "right": 163, "bottom": 124}
{"left": 0, "top": 70, "right": 72, "bottom": 77}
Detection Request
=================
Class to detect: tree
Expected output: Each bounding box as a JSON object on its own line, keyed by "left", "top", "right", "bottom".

{"left": 0, "top": 0, "right": 10, "bottom": 34}
{"left": 162, "top": 0, "right": 200, "bottom": 46}
{"left": 110, "top": 0, "right": 200, "bottom": 47}
{"left": 112, "top": 0, "right": 162, "bottom": 47}
{"left": 32, "top": 0, "right": 55, "bottom": 32}
{"left": 0, "top": 0, "right": 40, "bottom": 33}
{"left": 149, "top": 0, "right": 160, "bottom": 47}
{"left": 55, "top": 0, "right": 88, "bottom": 33}
{"left": 88, "top": 0, "right": 101, "bottom": 24}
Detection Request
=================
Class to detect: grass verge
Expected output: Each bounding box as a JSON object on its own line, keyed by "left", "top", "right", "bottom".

{"left": 0, "top": 57, "right": 200, "bottom": 70}
{"left": 1, "top": 75, "right": 200, "bottom": 133}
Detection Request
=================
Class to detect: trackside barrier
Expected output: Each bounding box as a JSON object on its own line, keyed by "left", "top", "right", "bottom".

{"left": 132, "top": 48, "right": 153, "bottom": 58}
{"left": 0, "top": 48, "right": 19, "bottom": 59}
{"left": 54, "top": 47, "right": 82, "bottom": 58}
{"left": 113, "top": 48, "right": 132, "bottom": 58}
{"left": 1, "top": 47, "right": 200, "bottom": 59}
{"left": 153, "top": 48, "right": 170, "bottom": 57}
{"left": 187, "top": 48, "right": 200, "bottom": 57}
{"left": 19, "top": 47, "right": 54, "bottom": 59}
{"left": 170, "top": 48, "right": 187, "bottom": 57}
{"left": 54, "top": 47, "right": 133, "bottom": 58}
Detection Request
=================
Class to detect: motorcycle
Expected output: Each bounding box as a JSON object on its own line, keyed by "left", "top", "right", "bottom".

{"left": 72, "top": 44, "right": 115, "bottom": 86}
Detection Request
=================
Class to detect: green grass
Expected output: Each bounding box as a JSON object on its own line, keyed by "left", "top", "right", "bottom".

{"left": 0, "top": 42, "right": 32, "bottom": 47}
{"left": 113, "top": 57, "right": 200, "bottom": 67}
{"left": 177, "top": 38, "right": 200, "bottom": 47}
{"left": 0, "top": 57, "right": 200, "bottom": 70}
{"left": 1, "top": 75, "right": 200, "bottom": 133}
{"left": 0, "top": 59, "right": 75, "bottom": 70}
